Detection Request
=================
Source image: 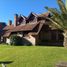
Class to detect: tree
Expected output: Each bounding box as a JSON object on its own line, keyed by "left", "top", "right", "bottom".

{"left": 10, "top": 35, "right": 23, "bottom": 46}
{"left": 66, "top": 0, "right": 67, "bottom": 9}
{"left": 45, "top": 0, "right": 67, "bottom": 47}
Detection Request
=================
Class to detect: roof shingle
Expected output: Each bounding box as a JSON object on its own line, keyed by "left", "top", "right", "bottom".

{"left": 11, "top": 22, "right": 39, "bottom": 32}
{"left": 3, "top": 24, "right": 14, "bottom": 30}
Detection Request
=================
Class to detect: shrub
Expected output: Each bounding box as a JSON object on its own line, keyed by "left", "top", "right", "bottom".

{"left": 10, "top": 35, "right": 23, "bottom": 46}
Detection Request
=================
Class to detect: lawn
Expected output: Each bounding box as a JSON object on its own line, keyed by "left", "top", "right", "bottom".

{"left": 0, "top": 45, "right": 67, "bottom": 67}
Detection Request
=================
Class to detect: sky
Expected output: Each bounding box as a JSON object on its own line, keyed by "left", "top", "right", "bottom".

{"left": 0, "top": 0, "right": 65, "bottom": 24}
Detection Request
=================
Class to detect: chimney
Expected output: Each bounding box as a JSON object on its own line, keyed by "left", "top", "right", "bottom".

{"left": 14, "top": 14, "right": 18, "bottom": 27}
{"left": 8, "top": 20, "right": 12, "bottom": 26}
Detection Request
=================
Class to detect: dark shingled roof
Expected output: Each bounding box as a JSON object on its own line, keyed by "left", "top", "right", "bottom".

{"left": 3, "top": 32, "right": 11, "bottom": 37}
{"left": 3, "top": 12, "right": 50, "bottom": 37}
{"left": 38, "top": 12, "right": 50, "bottom": 17}
{"left": 3, "top": 24, "right": 14, "bottom": 30}
{"left": 28, "top": 22, "right": 44, "bottom": 35}
{"left": 11, "top": 22, "right": 39, "bottom": 32}
{"left": 3, "top": 22, "right": 39, "bottom": 37}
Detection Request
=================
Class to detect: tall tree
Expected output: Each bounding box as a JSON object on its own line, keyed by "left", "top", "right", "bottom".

{"left": 45, "top": 0, "right": 67, "bottom": 47}
{"left": 66, "top": 0, "right": 67, "bottom": 9}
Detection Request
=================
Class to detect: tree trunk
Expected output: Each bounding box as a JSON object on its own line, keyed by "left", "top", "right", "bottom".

{"left": 1, "top": 63, "right": 6, "bottom": 67}
{"left": 63, "top": 31, "right": 67, "bottom": 47}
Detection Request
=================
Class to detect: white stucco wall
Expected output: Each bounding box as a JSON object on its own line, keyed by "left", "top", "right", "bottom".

{"left": 24, "top": 35, "right": 36, "bottom": 46}
{"left": 6, "top": 38, "right": 10, "bottom": 44}
{"left": 17, "top": 34, "right": 23, "bottom": 37}
{"left": 6, "top": 34, "right": 36, "bottom": 45}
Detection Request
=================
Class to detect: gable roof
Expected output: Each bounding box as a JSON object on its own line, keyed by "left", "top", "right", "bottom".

{"left": 11, "top": 22, "right": 39, "bottom": 32}
{"left": 27, "top": 12, "right": 38, "bottom": 20}
{"left": 3, "top": 12, "right": 50, "bottom": 37}
{"left": 18, "top": 15, "right": 27, "bottom": 20}
{"left": 3, "top": 24, "right": 14, "bottom": 30}
{"left": 3, "top": 31, "right": 11, "bottom": 37}
{"left": 38, "top": 12, "right": 50, "bottom": 18}
{"left": 3, "top": 22, "right": 39, "bottom": 37}
{"left": 28, "top": 22, "right": 44, "bottom": 35}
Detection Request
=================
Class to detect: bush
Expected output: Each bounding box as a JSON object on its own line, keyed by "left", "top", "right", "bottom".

{"left": 10, "top": 35, "right": 23, "bottom": 46}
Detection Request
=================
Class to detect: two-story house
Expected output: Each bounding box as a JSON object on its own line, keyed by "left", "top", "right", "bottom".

{"left": 3, "top": 12, "right": 64, "bottom": 46}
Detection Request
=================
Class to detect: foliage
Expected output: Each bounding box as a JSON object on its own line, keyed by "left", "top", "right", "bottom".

{"left": 45, "top": 0, "right": 67, "bottom": 30}
{"left": 10, "top": 35, "right": 23, "bottom": 46}
{"left": 66, "top": 0, "right": 67, "bottom": 9}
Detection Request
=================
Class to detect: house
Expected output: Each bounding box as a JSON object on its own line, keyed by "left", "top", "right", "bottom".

{"left": 3, "top": 12, "right": 64, "bottom": 46}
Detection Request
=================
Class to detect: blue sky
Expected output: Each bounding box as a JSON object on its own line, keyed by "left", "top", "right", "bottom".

{"left": 0, "top": 0, "right": 65, "bottom": 24}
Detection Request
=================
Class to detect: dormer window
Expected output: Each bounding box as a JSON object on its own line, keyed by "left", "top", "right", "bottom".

{"left": 27, "top": 12, "right": 38, "bottom": 23}
{"left": 18, "top": 15, "right": 26, "bottom": 25}
{"left": 29, "top": 15, "right": 35, "bottom": 22}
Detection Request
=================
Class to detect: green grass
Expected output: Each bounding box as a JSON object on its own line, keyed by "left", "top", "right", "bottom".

{"left": 0, "top": 45, "right": 67, "bottom": 67}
